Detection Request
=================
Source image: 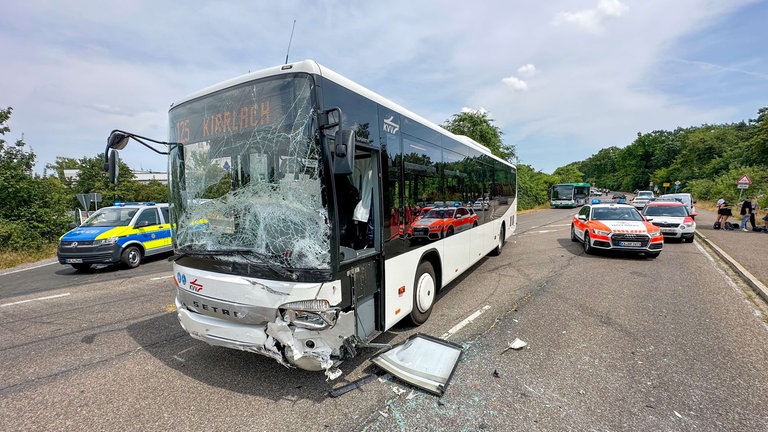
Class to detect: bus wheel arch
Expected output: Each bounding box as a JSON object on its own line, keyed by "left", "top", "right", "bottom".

{"left": 489, "top": 222, "right": 506, "bottom": 256}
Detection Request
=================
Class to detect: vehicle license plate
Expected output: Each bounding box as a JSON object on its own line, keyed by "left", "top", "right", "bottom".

{"left": 661, "top": 228, "right": 676, "bottom": 233}
{"left": 618, "top": 241, "right": 641, "bottom": 247}
{"left": 66, "top": 258, "right": 83, "bottom": 263}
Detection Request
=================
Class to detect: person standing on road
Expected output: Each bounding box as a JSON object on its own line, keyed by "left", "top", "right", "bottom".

{"left": 740, "top": 197, "right": 752, "bottom": 231}
{"left": 716, "top": 198, "right": 731, "bottom": 228}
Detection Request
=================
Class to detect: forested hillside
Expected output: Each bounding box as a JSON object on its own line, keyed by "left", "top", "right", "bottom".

{"left": 521, "top": 106, "right": 768, "bottom": 209}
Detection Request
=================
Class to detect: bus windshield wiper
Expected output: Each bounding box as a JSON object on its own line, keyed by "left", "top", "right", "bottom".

{"left": 171, "top": 248, "right": 298, "bottom": 280}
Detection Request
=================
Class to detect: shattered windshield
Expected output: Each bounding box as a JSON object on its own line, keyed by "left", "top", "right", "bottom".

{"left": 167, "top": 74, "right": 330, "bottom": 270}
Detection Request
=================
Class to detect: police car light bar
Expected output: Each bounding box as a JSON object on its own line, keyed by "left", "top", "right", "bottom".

{"left": 113, "top": 202, "right": 157, "bottom": 207}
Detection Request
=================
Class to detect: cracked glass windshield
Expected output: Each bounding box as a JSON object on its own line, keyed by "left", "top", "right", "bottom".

{"left": 167, "top": 74, "right": 330, "bottom": 270}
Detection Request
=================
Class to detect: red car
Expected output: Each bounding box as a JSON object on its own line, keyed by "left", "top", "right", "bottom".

{"left": 410, "top": 206, "right": 478, "bottom": 240}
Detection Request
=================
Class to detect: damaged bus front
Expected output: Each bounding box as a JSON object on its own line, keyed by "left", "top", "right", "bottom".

{"left": 105, "top": 60, "right": 518, "bottom": 379}
{"left": 160, "top": 65, "right": 365, "bottom": 376}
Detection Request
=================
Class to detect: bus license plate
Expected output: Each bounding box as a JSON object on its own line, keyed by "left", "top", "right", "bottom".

{"left": 619, "top": 241, "right": 641, "bottom": 247}
{"left": 66, "top": 258, "right": 83, "bottom": 263}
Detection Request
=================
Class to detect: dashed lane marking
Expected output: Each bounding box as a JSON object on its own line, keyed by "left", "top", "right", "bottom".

{"left": 1, "top": 293, "right": 71, "bottom": 308}
{"left": 441, "top": 305, "right": 491, "bottom": 340}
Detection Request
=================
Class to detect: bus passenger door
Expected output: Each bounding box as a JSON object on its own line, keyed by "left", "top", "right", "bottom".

{"left": 337, "top": 145, "right": 383, "bottom": 342}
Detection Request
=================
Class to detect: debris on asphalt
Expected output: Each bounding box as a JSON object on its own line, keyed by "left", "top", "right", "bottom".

{"left": 328, "top": 371, "right": 385, "bottom": 398}
{"left": 325, "top": 368, "right": 342, "bottom": 381}
{"left": 501, "top": 338, "right": 528, "bottom": 353}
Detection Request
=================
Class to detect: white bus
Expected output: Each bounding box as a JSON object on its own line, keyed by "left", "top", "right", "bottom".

{"left": 105, "top": 60, "right": 517, "bottom": 377}
{"left": 550, "top": 182, "right": 590, "bottom": 208}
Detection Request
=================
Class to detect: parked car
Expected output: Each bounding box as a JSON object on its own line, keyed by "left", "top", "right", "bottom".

{"left": 630, "top": 190, "right": 655, "bottom": 209}
{"left": 410, "top": 206, "right": 478, "bottom": 241}
{"left": 571, "top": 201, "right": 663, "bottom": 258}
{"left": 642, "top": 200, "right": 696, "bottom": 243}
{"left": 656, "top": 193, "right": 696, "bottom": 217}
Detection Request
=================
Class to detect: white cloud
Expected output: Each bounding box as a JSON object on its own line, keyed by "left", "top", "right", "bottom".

{"left": 598, "top": 0, "right": 630, "bottom": 16}
{"left": 553, "top": 0, "right": 629, "bottom": 34}
{"left": 501, "top": 76, "right": 529, "bottom": 91}
{"left": 517, "top": 64, "right": 537, "bottom": 78}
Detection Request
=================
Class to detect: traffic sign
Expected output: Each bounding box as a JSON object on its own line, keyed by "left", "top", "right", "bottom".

{"left": 737, "top": 184, "right": 750, "bottom": 189}
{"left": 737, "top": 174, "right": 751, "bottom": 185}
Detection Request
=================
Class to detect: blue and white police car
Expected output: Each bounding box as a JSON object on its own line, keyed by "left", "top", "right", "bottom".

{"left": 57, "top": 202, "right": 171, "bottom": 270}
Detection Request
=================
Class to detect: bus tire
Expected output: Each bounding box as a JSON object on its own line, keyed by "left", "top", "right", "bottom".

{"left": 489, "top": 225, "right": 505, "bottom": 256}
{"left": 409, "top": 261, "right": 436, "bottom": 326}
{"left": 71, "top": 263, "right": 92, "bottom": 271}
{"left": 121, "top": 245, "right": 142, "bottom": 268}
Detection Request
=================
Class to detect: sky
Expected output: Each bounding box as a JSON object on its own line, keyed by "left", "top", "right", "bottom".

{"left": 2, "top": 0, "right": 767, "bottom": 175}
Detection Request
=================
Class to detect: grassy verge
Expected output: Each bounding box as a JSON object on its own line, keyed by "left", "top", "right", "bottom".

{"left": 0, "top": 244, "right": 58, "bottom": 270}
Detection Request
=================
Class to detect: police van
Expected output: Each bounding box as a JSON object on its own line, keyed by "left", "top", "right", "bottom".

{"left": 57, "top": 202, "right": 172, "bottom": 270}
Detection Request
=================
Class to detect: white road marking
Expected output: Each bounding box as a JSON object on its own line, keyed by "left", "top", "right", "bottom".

{"left": 441, "top": 305, "right": 491, "bottom": 340}
{"left": 151, "top": 275, "right": 175, "bottom": 281}
{"left": 0, "top": 260, "right": 58, "bottom": 276}
{"left": 1, "top": 293, "right": 71, "bottom": 307}
{"left": 173, "top": 346, "right": 196, "bottom": 362}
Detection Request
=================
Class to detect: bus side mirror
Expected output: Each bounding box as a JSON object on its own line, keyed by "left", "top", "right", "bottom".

{"left": 107, "top": 149, "right": 119, "bottom": 185}
{"left": 108, "top": 131, "right": 130, "bottom": 150}
{"left": 333, "top": 129, "right": 355, "bottom": 175}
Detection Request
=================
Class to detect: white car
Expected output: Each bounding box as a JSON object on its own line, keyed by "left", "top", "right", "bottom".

{"left": 630, "top": 190, "right": 655, "bottom": 209}
{"left": 657, "top": 193, "right": 696, "bottom": 217}
{"left": 642, "top": 200, "right": 696, "bottom": 243}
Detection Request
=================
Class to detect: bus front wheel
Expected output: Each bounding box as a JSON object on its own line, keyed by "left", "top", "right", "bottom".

{"left": 409, "top": 261, "right": 436, "bottom": 326}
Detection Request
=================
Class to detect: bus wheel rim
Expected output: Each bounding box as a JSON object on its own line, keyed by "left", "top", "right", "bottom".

{"left": 416, "top": 273, "right": 435, "bottom": 312}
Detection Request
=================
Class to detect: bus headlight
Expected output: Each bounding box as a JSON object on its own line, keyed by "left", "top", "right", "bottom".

{"left": 279, "top": 300, "right": 339, "bottom": 330}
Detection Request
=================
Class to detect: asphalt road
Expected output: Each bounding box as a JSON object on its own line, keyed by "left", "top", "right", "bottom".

{"left": 1, "top": 209, "right": 767, "bottom": 431}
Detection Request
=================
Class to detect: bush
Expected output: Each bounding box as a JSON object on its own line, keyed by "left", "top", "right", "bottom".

{"left": 0, "top": 218, "right": 46, "bottom": 252}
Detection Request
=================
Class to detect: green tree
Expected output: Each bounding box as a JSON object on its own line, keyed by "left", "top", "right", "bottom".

{"left": 442, "top": 111, "right": 516, "bottom": 162}
{"left": 69, "top": 154, "right": 138, "bottom": 207}
{"left": 0, "top": 107, "right": 71, "bottom": 250}
{"left": 551, "top": 163, "right": 585, "bottom": 184}
{"left": 747, "top": 107, "right": 768, "bottom": 166}
{"left": 515, "top": 164, "right": 552, "bottom": 209}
